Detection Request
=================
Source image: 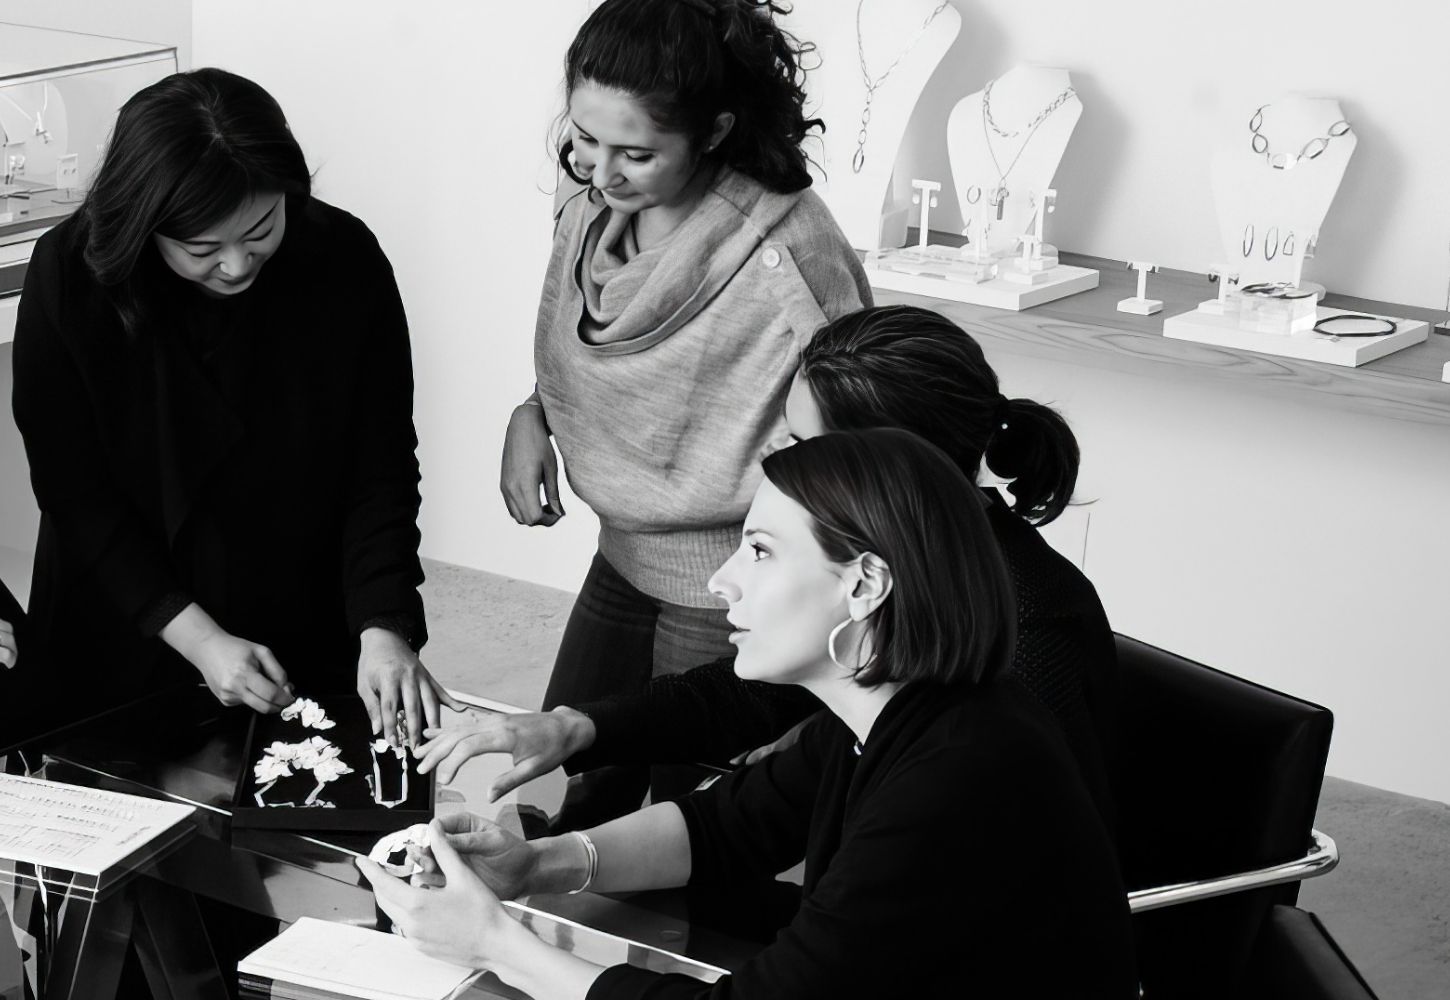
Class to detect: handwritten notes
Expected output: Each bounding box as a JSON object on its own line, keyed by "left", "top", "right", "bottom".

{"left": 0, "top": 773, "right": 194, "bottom": 876}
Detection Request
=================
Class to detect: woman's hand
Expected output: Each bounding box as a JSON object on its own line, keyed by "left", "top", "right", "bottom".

{"left": 0, "top": 618, "right": 16, "bottom": 670}
{"left": 357, "top": 628, "right": 465, "bottom": 749}
{"left": 358, "top": 819, "right": 519, "bottom": 970}
{"left": 159, "top": 602, "right": 294, "bottom": 712}
{"left": 408, "top": 812, "right": 541, "bottom": 900}
{"left": 500, "top": 403, "right": 564, "bottom": 527}
{"left": 416, "top": 707, "right": 596, "bottom": 797}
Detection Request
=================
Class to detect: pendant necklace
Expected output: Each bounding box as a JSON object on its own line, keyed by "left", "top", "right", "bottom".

{"left": 1247, "top": 105, "right": 1351, "bottom": 171}
{"left": 980, "top": 77, "right": 1076, "bottom": 220}
{"left": 852, "top": 0, "right": 951, "bottom": 173}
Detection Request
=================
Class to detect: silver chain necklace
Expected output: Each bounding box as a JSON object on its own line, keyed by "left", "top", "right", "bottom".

{"left": 852, "top": 0, "right": 951, "bottom": 173}
{"left": 0, "top": 83, "right": 52, "bottom": 144}
{"left": 1247, "top": 105, "right": 1352, "bottom": 171}
{"left": 980, "top": 77, "right": 1076, "bottom": 219}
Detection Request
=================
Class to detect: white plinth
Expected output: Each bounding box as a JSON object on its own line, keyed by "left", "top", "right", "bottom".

{"left": 0, "top": 296, "right": 17, "bottom": 345}
{"left": 1442, "top": 360, "right": 1449, "bottom": 383}
{"left": 1163, "top": 305, "right": 1429, "bottom": 368}
{"left": 867, "top": 260, "right": 1099, "bottom": 311}
{"left": 1118, "top": 297, "right": 1162, "bottom": 316}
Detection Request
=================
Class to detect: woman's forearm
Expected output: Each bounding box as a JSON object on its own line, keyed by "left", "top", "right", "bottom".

{"left": 526, "top": 801, "right": 691, "bottom": 896}
{"left": 487, "top": 917, "right": 607, "bottom": 1000}
{"left": 158, "top": 602, "right": 224, "bottom": 663}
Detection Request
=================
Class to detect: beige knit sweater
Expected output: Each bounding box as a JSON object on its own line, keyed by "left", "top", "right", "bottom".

{"left": 534, "top": 167, "right": 870, "bottom": 607}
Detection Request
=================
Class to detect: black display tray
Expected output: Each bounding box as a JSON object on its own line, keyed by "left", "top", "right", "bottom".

{"left": 230, "top": 696, "right": 433, "bottom": 833}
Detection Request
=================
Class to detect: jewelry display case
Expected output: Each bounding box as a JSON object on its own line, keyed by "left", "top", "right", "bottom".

{"left": 0, "top": 23, "right": 177, "bottom": 307}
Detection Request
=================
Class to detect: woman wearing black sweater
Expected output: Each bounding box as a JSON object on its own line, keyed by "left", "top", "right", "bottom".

{"left": 361, "top": 429, "right": 1137, "bottom": 998}
{"left": 11, "top": 69, "right": 457, "bottom": 743}
{"left": 418, "top": 306, "right": 1119, "bottom": 828}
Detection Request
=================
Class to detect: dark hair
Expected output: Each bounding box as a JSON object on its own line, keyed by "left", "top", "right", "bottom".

{"left": 762, "top": 428, "right": 1016, "bottom": 689}
{"left": 558, "top": 0, "right": 821, "bottom": 193}
{"left": 71, "top": 67, "right": 311, "bottom": 334}
{"left": 799, "top": 305, "right": 1081, "bottom": 525}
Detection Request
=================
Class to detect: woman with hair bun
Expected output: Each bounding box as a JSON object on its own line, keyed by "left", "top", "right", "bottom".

{"left": 501, "top": 0, "right": 870, "bottom": 821}
{"left": 426, "top": 305, "right": 1119, "bottom": 830}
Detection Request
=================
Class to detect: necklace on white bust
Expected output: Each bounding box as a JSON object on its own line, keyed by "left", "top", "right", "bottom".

{"left": 851, "top": 0, "right": 951, "bottom": 174}
{"left": 0, "top": 84, "right": 53, "bottom": 144}
{"left": 1247, "top": 104, "right": 1351, "bottom": 171}
{"left": 979, "top": 76, "right": 1076, "bottom": 220}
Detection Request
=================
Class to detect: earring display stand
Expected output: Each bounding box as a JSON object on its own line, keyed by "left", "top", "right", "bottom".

{"left": 794, "top": 0, "right": 960, "bottom": 251}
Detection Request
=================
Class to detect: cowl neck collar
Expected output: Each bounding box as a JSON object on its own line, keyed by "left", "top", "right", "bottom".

{"left": 572, "top": 166, "right": 804, "bottom": 353}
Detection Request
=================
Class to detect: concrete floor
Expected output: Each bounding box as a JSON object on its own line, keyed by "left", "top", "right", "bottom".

{"left": 419, "top": 558, "right": 1449, "bottom": 1000}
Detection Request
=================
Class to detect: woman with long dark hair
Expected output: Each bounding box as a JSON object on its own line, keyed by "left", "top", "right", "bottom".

{"left": 420, "top": 305, "right": 1118, "bottom": 825}
{"left": 12, "top": 68, "right": 458, "bottom": 742}
{"left": 502, "top": 0, "right": 869, "bottom": 821}
{"left": 364, "top": 430, "right": 1137, "bottom": 997}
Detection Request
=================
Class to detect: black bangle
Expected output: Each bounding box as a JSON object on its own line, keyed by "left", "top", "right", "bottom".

{"left": 1312, "top": 314, "right": 1398, "bottom": 338}
{"left": 1239, "top": 281, "right": 1315, "bottom": 300}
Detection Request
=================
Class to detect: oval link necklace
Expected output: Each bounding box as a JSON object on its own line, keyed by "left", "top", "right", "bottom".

{"left": 852, "top": 0, "right": 951, "bottom": 173}
{"left": 1247, "top": 104, "right": 1352, "bottom": 171}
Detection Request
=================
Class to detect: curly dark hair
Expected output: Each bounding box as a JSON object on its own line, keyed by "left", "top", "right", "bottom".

{"left": 559, "top": 0, "right": 821, "bottom": 193}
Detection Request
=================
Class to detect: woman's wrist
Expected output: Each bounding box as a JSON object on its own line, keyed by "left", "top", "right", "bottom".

{"left": 158, "top": 602, "right": 224, "bottom": 663}
{"left": 529, "top": 831, "right": 593, "bottom": 895}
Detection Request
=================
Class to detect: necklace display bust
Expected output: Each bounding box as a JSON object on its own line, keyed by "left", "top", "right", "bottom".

{"left": 793, "top": 0, "right": 960, "bottom": 250}
{"left": 946, "top": 65, "right": 1081, "bottom": 257}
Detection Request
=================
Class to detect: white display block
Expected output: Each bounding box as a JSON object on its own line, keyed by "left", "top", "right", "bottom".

{"left": 1164, "top": 306, "right": 1428, "bottom": 368}
{"left": 867, "top": 259, "right": 1098, "bottom": 311}
{"left": 1442, "top": 360, "right": 1449, "bottom": 383}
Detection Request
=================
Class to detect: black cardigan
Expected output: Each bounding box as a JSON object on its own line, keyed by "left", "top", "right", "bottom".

{"left": 590, "top": 680, "right": 1138, "bottom": 999}
{"left": 573, "top": 493, "right": 1120, "bottom": 828}
{"left": 10, "top": 198, "right": 426, "bottom": 729}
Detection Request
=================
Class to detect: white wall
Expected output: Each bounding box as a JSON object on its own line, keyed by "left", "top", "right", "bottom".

{"left": 193, "top": 0, "right": 601, "bottom": 599}
{"left": 829, "top": 0, "right": 1450, "bottom": 310}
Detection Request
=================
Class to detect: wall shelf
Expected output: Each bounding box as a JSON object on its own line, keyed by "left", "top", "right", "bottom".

{"left": 874, "top": 245, "right": 1450, "bottom": 427}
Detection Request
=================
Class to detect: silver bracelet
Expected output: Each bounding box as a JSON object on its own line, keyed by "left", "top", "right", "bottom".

{"left": 567, "top": 830, "right": 599, "bottom": 894}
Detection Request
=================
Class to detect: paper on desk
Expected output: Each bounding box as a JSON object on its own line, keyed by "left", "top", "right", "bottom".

{"left": 240, "top": 917, "right": 480, "bottom": 1000}
{"left": 0, "top": 773, "right": 195, "bottom": 876}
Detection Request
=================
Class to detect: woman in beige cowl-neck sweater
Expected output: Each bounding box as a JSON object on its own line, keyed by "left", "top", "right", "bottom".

{"left": 497, "top": 0, "right": 870, "bottom": 826}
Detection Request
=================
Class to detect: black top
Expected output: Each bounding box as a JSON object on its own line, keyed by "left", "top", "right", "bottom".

{"left": 9, "top": 198, "right": 426, "bottom": 734}
{"left": 574, "top": 492, "right": 1119, "bottom": 827}
{"left": 589, "top": 680, "right": 1138, "bottom": 999}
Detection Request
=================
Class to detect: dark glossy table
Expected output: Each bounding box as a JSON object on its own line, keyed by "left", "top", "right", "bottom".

{"left": 0, "top": 686, "right": 772, "bottom": 999}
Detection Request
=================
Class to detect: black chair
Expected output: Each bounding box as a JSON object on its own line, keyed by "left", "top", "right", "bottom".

{"left": 1112, "top": 634, "right": 1372, "bottom": 999}
{"left": 1241, "top": 904, "right": 1380, "bottom": 1000}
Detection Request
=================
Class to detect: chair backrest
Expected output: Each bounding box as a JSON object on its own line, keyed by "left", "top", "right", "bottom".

{"left": 1113, "top": 634, "right": 1333, "bottom": 1000}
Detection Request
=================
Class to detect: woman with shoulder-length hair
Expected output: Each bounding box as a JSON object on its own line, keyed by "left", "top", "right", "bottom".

{"left": 12, "top": 67, "right": 458, "bottom": 743}
{"left": 363, "top": 429, "right": 1138, "bottom": 998}
{"left": 502, "top": 0, "right": 871, "bottom": 822}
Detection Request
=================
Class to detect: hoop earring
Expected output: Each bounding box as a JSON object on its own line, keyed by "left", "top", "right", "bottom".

{"left": 828, "top": 618, "right": 877, "bottom": 671}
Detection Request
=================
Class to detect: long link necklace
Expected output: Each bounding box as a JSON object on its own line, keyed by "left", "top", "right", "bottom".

{"left": 0, "top": 84, "right": 52, "bottom": 144}
{"left": 980, "top": 77, "right": 1076, "bottom": 219}
{"left": 1247, "top": 105, "right": 1351, "bottom": 171}
{"left": 852, "top": 0, "right": 951, "bottom": 173}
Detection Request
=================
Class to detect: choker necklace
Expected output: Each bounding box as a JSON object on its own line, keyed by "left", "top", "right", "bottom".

{"left": 1248, "top": 105, "right": 1351, "bottom": 170}
{"left": 852, "top": 0, "right": 951, "bottom": 173}
{"left": 0, "top": 83, "right": 53, "bottom": 144}
{"left": 980, "top": 77, "right": 1076, "bottom": 220}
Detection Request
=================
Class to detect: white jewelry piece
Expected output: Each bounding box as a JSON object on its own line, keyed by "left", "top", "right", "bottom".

{"left": 852, "top": 0, "right": 951, "bottom": 173}
{"left": 1248, "top": 105, "right": 1352, "bottom": 170}
{"left": 369, "top": 823, "right": 433, "bottom": 877}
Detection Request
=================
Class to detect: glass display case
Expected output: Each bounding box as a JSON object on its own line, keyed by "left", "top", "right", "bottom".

{"left": 0, "top": 23, "right": 177, "bottom": 299}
